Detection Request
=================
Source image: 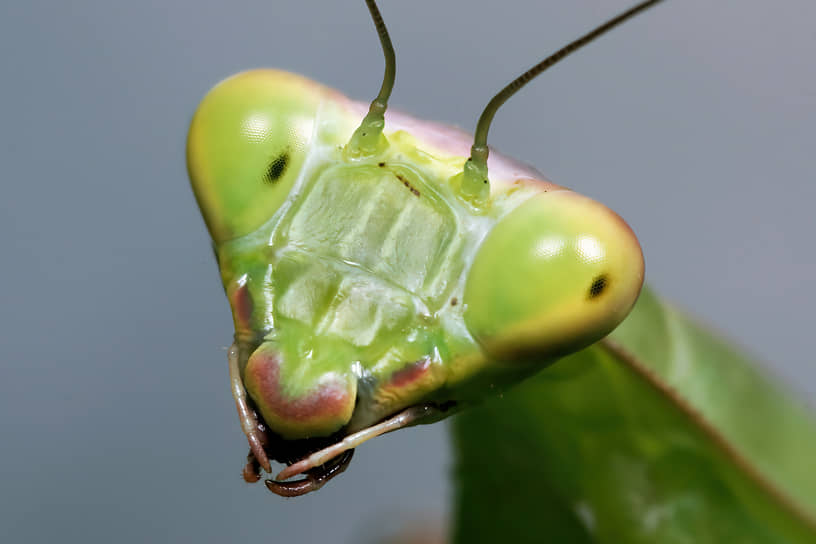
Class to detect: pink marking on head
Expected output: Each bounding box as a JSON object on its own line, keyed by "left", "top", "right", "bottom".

{"left": 342, "top": 98, "right": 563, "bottom": 194}
{"left": 389, "top": 358, "right": 432, "bottom": 388}
{"left": 244, "top": 346, "right": 355, "bottom": 430}
{"left": 229, "top": 282, "right": 253, "bottom": 332}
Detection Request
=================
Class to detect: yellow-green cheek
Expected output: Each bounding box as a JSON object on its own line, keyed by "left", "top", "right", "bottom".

{"left": 463, "top": 191, "right": 644, "bottom": 360}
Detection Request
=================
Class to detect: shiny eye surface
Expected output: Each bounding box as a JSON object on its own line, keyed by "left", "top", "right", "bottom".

{"left": 186, "top": 69, "right": 324, "bottom": 242}
{"left": 464, "top": 191, "right": 644, "bottom": 360}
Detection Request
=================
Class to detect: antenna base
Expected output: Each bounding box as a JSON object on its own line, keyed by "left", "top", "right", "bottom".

{"left": 452, "top": 146, "right": 490, "bottom": 209}
{"left": 345, "top": 101, "right": 389, "bottom": 159}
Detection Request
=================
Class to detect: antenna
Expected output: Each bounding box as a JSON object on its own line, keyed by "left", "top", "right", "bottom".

{"left": 346, "top": 0, "right": 396, "bottom": 157}
{"left": 457, "top": 0, "right": 667, "bottom": 207}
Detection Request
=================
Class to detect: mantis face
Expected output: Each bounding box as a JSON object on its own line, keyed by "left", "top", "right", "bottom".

{"left": 187, "top": 69, "right": 644, "bottom": 494}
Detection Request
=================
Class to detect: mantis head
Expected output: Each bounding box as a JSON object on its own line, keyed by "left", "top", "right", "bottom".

{"left": 187, "top": 0, "right": 657, "bottom": 496}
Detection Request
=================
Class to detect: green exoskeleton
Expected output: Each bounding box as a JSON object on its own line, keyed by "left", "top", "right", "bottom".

{"left": 187, "top": 0, "right": 816, "bottom": 541}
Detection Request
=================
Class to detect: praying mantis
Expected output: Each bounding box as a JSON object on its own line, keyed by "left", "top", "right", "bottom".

{"left": 186, "top": 0, "right": 816, "bottom": 541}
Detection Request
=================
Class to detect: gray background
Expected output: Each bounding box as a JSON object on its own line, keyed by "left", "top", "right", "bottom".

{"left": 1, "top": 1, "right": 814, "bottom": 542}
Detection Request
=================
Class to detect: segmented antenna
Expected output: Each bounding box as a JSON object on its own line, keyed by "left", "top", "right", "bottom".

{"left": 346, "top": 0, "right": 396, "bottom": 157}
{"left": 458, "top": 0, "right": 667, "bottom": 207}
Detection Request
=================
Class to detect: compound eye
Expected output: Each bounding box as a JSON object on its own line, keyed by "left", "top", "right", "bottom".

{"left": 463, "top": 191, "right": 644, "bottom": 360}
{"left": 187, "top": 70, "right": 323, "bottom": 242}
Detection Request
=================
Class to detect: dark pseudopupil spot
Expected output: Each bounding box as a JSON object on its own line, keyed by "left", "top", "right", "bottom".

{"left": 588, "top": 275, "right": 608, "bottom": 299}
{"left": 264, "top": 151, "right": 289, "bottom": 183}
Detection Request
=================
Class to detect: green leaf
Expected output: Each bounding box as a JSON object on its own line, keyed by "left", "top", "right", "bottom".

{"left": 452, "top": 287, "right": 816, "bottom": 543}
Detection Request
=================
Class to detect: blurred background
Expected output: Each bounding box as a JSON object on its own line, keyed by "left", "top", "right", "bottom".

{"left": 1, "top": 1, "right": 814, "bottom": 542}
